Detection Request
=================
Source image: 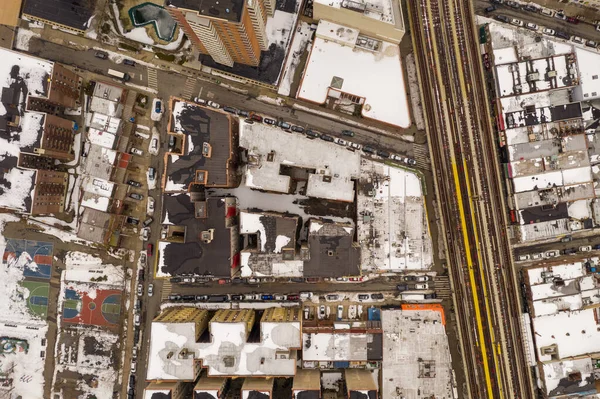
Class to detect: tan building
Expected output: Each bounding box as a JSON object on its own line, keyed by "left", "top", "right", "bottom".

{"left": 166, "top": 0, "right": 274, "bottom": 67}
{"left": 0, "top": 0, "right": 22, "bottom": 27}
{"left": 30, "top": 169, "right": 69, "bottom": 215}
{"left": 38, "top": 114, "right": 76, "bottom": 161}
{"left": 312, "top": 0, "right": 405, "bottom": 43}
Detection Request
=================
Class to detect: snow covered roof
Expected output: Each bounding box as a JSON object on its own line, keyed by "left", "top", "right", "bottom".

{"left": 81, "top": 144, "right": 117, "bottom": 181}
{"left": 357, "top": 159, "right": 432, "bottom": 272}
{"left": 512, "top": 166, "right": 592, "bottom": 193}
{"left": 298, "top": 20, "right": 410, "bottom": 128}
{"left": 239, "top": 119, "right": 361, "bottom": 202}
{"left": 88, "top": 127, "right": 116, "bottom": 149}
{"left": 381, "top": 307, "right": 454, "bottom": 399}
{"left": 83, "top": 176, "right": 115, "bottom": 198}
{"left": 81, "top": 191, "right": 110, "bottom": 212}
{"left": 89, "top": 113, "right": 121, "bottom": 135}
{"left": 313, "top": 0, "right": 398, "bottom": 26}
{"left": 302, "top": 330, "right": 382, "bottom": 361}
{"left": 542, "top": 358, "right": 596, "bottom": 398}
{"left": 533, "top": 308, "right": 600, "bottom": 361}
{"left": 147, "top": 309, "right": 301, "bottom": 380}
{"left": 574, "top": 47, "right": 600, "bottom": 101}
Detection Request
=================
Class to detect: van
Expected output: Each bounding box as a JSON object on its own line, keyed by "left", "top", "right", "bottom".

{"left": 168, "top": 135, "right": 176, "bottom": 150}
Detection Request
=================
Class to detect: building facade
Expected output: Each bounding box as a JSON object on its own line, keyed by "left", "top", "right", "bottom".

{"left": 166, "top": 0, "right": 274, "bottom": 67}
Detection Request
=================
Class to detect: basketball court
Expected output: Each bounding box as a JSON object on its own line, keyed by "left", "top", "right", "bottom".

{"left": 62, "top": 288, "right": 122, "bottom": 328}
{"left": 21, "top": 281, "right": 49, "bottom": 319}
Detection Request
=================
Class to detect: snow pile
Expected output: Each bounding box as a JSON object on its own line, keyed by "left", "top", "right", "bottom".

{"left": 64, "top": 251, "right": 125, "bottom": 288}
{"left": 14, "top": 28, "right": 40, "bottom": 51}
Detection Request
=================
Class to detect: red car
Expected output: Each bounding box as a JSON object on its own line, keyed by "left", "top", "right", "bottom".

{"left": 147, "top": 243, "right": 153, "bottom": 256}
{"left": 250, "top": 113, "right": 263, "bottom": 122}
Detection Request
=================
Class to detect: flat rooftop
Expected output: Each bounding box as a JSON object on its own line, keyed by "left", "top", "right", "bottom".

{"left": 166, "top": 100, "right": 234, "bottom": 191}
{"left": 357, "top": 159, "right": 432, "bottom": 271}
{"left": 574, "top": 47, "right": 600, "bottom": 101}
{"left": 0, "top": 0, "right": 22, "bottom": 26}
{"left": 168, "top": 0, "right": 244, "bottom": 23}
{"left": 22, "top": 0, "right": 96, "bottom": 31}
{"left": 239, "top": 119, "right": 360, "bottom": 202}
{"left": 298, "top": 20, "right": 410, "bottom": 128}
{"left": 314, "top": 0, "right": 402, "bottom": 28}
{"left": 542, "top": 358, "right": 596, "bottom": 398}
{"left": 381, "top": 306, "right": 454, "bottom": 399}
{"left": 302, "top": 330, "right": 382, "bottom": 361}
{"left": 157, "top": 194, "right": 235, "bottom": 278}
{"left": 304, "top": 219, "right": 360, "bottom": 277}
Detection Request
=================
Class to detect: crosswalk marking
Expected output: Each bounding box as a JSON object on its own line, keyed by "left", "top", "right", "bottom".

{"left": 182, "top": 77, "right": 197, "bottom": 100}
{"left": 147, "top": 67, "right": 158, "bottom": 90}
{"left": 161, "top": 281, "right": 172, "bottom": 301}
{"left": 413, "top": 144, "right": 432, "bottom": 170}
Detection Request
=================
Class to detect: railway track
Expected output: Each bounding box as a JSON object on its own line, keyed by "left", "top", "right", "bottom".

{"left": 407, "top": 0, "right": 536, "bottom": 398}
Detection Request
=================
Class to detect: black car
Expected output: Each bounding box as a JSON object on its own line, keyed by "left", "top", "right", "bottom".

{"left": 138, "top": 269, "right": 145, "bottom": 281}
{"left": 320, "top": 134, "right": 334, "bottom": 142}
{"left": 129, "top": 193, "right": 143, "bottom": 201}
{"left": 170, "top": 277, "right": 182, "bottom": 283}
{"left": 264, "top": 118, "right": 277, "bottom": 125}
{"left": 127, "top": 180, "right": 142, "bottom": 187}
{"left": 223, "top": 106, "right": 237, "bottom": 114}
{"left": 341, "top": 129, "right": 354, "bottom": 137}
{"left": 238, "top": 110, "right": 250, "bottom": 117}
{"left": 95, "top": 51, "right": 108, "bottom": 59}
{"left": 326, "top": 294, "right": 339, "bottom": 300}
{"left": 126, "top": 216, "right": 139, "bottom": 225}
{"left": 196, "top": 295, "right": 209, "bottom": 301}
{"left": 404, "top": 275, "right": 417, "bottom": 281}
{"left": 305, "top": 129, "right": 320, "bottom": 139}
{"left": 129, "top": 375, "right": 135, "bottom": 388}
{"left": 495, "top": 15, "right": 509, "bottom": 23}
{"left": 424, "top": 293, "right": 437, "bottom": 300}
{"left": 168, "top": 294, "right": 182, "bottom": 301}
{"left": 371, "top": 293, "right": 384, "bottom": 300}
{"left": 123, "top": 59, "right": 136, "bottom": 66}
{"left": 484, "top": 5, "right": 496, "bottom": 12}
{"left": 377, "top": 150, "right": 390, "bottom": 158}
{"left": 564, "top": 248, "right": 577, "bottom": 255}
{"left": 182, "top": 295, "right": 196, "bottom": 301}
{"left": 231, "top": 294, "right": 243, "bottom": 301}
{"left": 278, "top": 121, "right": 292, "bottom": 130}
{"left": 133, "top": 329, "right": 140, "bottom": 345}
{"left": 523, "top": 4, "right": 539, "bottom": 12}
{"left": 231, "top": 278, "right": 243, "bottom": 284}
{"left": 291, "top": 125, "right": 305, "bottom": 133}
{"left": 143, "top": 217, "right": 153, "bottom": 227}
{"left": 396, "top": 284, "right": 408, "bottom": 291}
{"left": 555, "top": 30, "right": 570, "bottom": 40}
{"left": 208, "top": 295, "right": 229, "bottom": 302}
{"left": 362, "top": 146, "right": 376, "bottom": 154}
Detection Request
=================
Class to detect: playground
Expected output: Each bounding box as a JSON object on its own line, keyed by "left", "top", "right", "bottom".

{"left": 62, "top": 288, "right": 122, "bottom": 329}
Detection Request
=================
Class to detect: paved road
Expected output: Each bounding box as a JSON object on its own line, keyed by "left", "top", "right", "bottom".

{"left": 474, "top": 0, "right": 600, "bottom": 41}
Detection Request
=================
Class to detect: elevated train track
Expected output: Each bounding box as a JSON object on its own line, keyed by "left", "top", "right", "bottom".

{"left": 407, "top": 0, "right": 536, "bottom": 398}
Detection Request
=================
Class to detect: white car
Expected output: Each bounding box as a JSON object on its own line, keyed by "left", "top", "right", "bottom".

{"left": 304, "top": 307, "right": 310, "bottom": 320}
{"left": 416, "top": 275, "right": 430, "bottom": 282}
{"left": 336, "top": 305, "right": 344, "bottom": 320}
{"left": 147, "top": 167, "right": 157, "bottom": 190}
{"left": 596, "top": 24, "right": 600, "bottom": 32}
{"left": 137, "top": 283, "right": 143, "bottom": 296}
{"left": 571, "top": 36, "right": 584, "bottom": 44}
{"left": 540, "top": 8, "right": 554, "bottom": 17}
{"left": 542, "top": 28, "right": 556, "bottom": 36}
{"left": 318, "top": 305, "right": 326, "bottom": 320}
{"left": 131, "top": 360, "right": 136, "bottom": 373}
{"left": 579, "top": 246, "right": 592, "bottom": 252}
{"left": 134, "top": 314, "right": 141, "bottom": 326}
{"left": 525, "top": 22, "right": 538, "bottom": 31}
{"left": 130, "top": 147, "right": 143, "bottom": 156}
{"left": 140, "top": 227, "right": 150, "bottom": 241}
{"left": 194, "top": 97, "right": 207, "bottom": 105}
{"left": 300, "top": 291, "right": 313, "bottom": 300}
{"left": 335, "top": 138, "right": 347, "bottom": 146}
{"left": 544, "top": 250, "right": 560, "bottom": 258}
{"left": 510, "top": 18, "right": 523, "bottom": 27}
{"left": 518, "top": 254, "right": 531, "bottom": 261}
{"left": 132, "top": 347, "right": 138, "bottom": 359}
{"left": 532, "top": 252, "right": 544, "bottom": 260}
{"left": 151, "top": 98, "right": 164, "bottom": 122}
{"left": 274, "top": 295, "right": 285, "bottom": 301}
{"left": 390, "top": 154, "right": 403, "bottom": 161}
{"left": 415, "top": 283, "right": 429, "bottom": 290}
{"left": 148, "top": 138, "right": 159, "bottom": 155}
{"left": 348, "top": 142, "right": 362, "bottom": 151}
{"left": 147, "top": 196, "right": 155, "bottom": 216}
{"left": 207, "top": 100, "right": 220, "bottom": 109}
{"left": 244, "top": 294, "right": 258, "bottom": 301}
{"left": 148, "top": 284, "right": 154, "bottom": 297}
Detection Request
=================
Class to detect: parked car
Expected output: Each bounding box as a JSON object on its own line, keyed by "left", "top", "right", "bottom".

{"left": 415, "top": 283, "right": 429, "bottom": 290}
{"left": 137, "top": 284, "right": 143, "bottom": 296}
{"left": 544, "top": 250, "right": 559, "bottom": 258}
{"left": 424, "top": 293, "right": 437, "bottom": 300}
{"left": 566, "top": 16, "right": 579, "bottom": 24}
{"left": 208, "top": 295, "right": 229, "bottom": 302}
{"left": 555, "top": 31, "right": 570, "bottom": 40}
{"left": 286, "top": 294, "right": 300, "bottom": 301}
{"left": 151, "top": 98, "right": 163, "bottom": 121}
{"left": 196, "top": 295, "right": 209, "bottom": 301}
{"left": 168, "top": 294, "right": 182, "bottom": 301}
{"left": 586, "top": 40, "right": 598, "bottom": 48}
{"left": 231, "top": 294, "right": 243, "bottom": 301}
{"left": 349, "top": 142, "right": 362, "bottom": 151}
{"left": 336, "top": 305, "right": 343, "bottom": 320}
{"left": 542, "top": 28, "right": 556, "bottom": 36}
{"left": 129, "top": 193, "right": 143, "bottom": 201}
{"left": 147, "top": 196, "right": 155, "bottom": 215}
{"left": 304, "top": 307, "right": 310, "bottom": 320}
{"left": 148, "top": 284, "right": 153, "bottom": 297}
{"left": 126, "top": 216, "right": 139, "bottom": 225}
{"left": 540, "top": 8, "right": 554, "bottom": 17}
{"left": 377, "top": 150, "right": 390, "bottom": 158}
{"left": 274, "top": 295, "right": 285, "bottom": 301}
{"left": 237, "top": 110, "right": 250, "bottom": 117}
{"left": 358, "top": 294, "right": 369, "bottom": 300}
{"left": 147, "top": 243, "right": 153, "bottom": 256}
{"left": 362, "top": 146, "right": 376, "bottom": 154}
{"left": 130, "top": 360, "right": 137, "bottom": 372}
{"left": 319, "top": 305, "right": 326, "bottom": 319}
{"left": 404, "top": 275, "right": 417, "bottom": 281}
{"left": 243, "top": 294, "right": 258, "bottom": 301}
{"left": 510, "top": 18, "right": 524, "bottom": 27}
{"left": 207, "top": 101, "right": 220, "bottom": 109}
{"left": 396, "top": 284, "right": 408, "bottom": 291}
{"left": 143, "top": 217, "right": 153, "bottom": 227}
{"left": 484, "top": 5, "right": 496, "bottom": 12}
{"left": 415, "top": 275, "right": 429, "bottom": 282}
{"left": 320, "top": 134, "right": 334, "bottom": 142}
{"left": 495, "top": 15, "right": 509, "bottom": 23}
{"left": 580, "top": 246, "right": 592, "bottom": 252}
{"left": 182, "top": 295, "right": 196, "bottom": 302}
{"left": 95, "top": 51, "right": 108, "bottom": 59}
{"left": 168, "top": 135, "right": 176, "bottom": 151}
{"left": 518, "top": 254, "right": 530, "bottom": 261}
{"left": 371, "top": 293, "right": 384, "bottom": 300}
{"left": 326, "top": 294, "right": 339, "bottom": 301}
{"left": 335, "top": 138, "right": 347, "bottom": 146}
{"left": 149, "top": 138, "right": 159, "bottom": 155}
{"left": 261, "top": 294, "right": 274, "bottom": 300}
{"left": 127, "top": 180, "right": 142, "bottom": 187}
{"left": 250, "top": 114, "right": 263, "bottom": 122}
{"left": 141, "top": 227, "right": 150, "bottom": 241}
{"left": 305, "top": 130, "right": 320, "bottom": 139}
{"left": 193, "top": 97, "right": 207, "bottom": 105}
{"left": 223, "top": 106, "right": 237, "bottom": 114}
{"left": 130, "top": 148, "right": 144, "bottom": 156}
{"left": 138, "top": 269, "right": 145, "bottom": 282}
{"left": 506, "top": 0, "right": 519, "bottom": 9}
{"left": 291, "top": 125, "right": 305, "bottom": 133}
{"left": 170, "top": 277, "right": 182, "bottom": 283}
{"left": 123, "top": 59, "right": 136, "bottom": 66}
{"left": 571, "top": 36, "right": 584, "bottom": 44}
{"left": 264, "top": 118, "right": 277, "bottom": 125}
{"left": 300, "top": 291, "right": 313, "bottom": 299}
{"left": 564, "top": 248, "right": 577, "bottom": 255}
{"left": 523, "top": 4, "right": 539, "bottom": 12}
{"left": 278, "top": 121, "right": 291, "bottom": 130}
{"left": 525, "top": 22, "right": 538, "bottom": 31}
{"left": 532, "top": 252, "right": 543, "bottom": 260}
{"left": 341, "top": 129, "right": 355, "bottom": 137}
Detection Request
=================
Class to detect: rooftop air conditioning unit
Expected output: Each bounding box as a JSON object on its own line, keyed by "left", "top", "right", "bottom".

{"left": 201, "top": 229, "right": 215, "bottom": 244}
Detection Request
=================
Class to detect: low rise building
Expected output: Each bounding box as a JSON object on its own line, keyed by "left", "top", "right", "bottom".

{"left": 144, "top": 381, "right": 189, "bottom": 399}
{"left": 146, "top": 307, "right": 301, "bottom": 381}
{"left": 22, "top": 0, "right": 97, "bottom": 33}
{"left": 157, "top": 194, "right": 239, "bottom": 278}
{"left": 165, "top": 98, "right": 238, "bottom": 192}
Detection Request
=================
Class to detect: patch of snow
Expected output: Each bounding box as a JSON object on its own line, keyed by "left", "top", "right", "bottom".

{"left": 278, "top": 21, "right": 312, "bottom": 97}
{"left": 14, "top": 28, "right": 40, "bottom": 51}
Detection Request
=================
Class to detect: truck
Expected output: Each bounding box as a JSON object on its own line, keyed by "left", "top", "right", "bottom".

{"left": 400, "top": 293, "right": 426, "bottom": 301}
{"left": 107, "top": 69, "right": 130, "bottom": 81}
